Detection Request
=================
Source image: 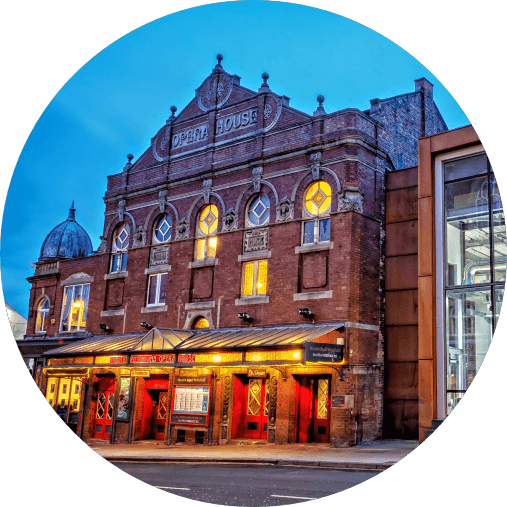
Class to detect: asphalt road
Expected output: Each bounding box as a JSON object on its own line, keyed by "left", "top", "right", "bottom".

{"left": 111, "top": 462, "right": 380, "bottom": 506}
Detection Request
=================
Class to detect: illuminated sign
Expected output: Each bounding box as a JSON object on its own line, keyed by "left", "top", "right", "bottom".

{"left": 131, "top": 354, "right": 175, "bottom": 364}
{"left": 132, "top": 370, "right": 150, "bottom": 377}
{"left": 95, "top": 355, "right": 128, "bottom": 364}
{"left": 177, "top": 354, "right": 196, "bottom": 363}
{"left": 304, "top": 343, "right": 344, "bottom": 363}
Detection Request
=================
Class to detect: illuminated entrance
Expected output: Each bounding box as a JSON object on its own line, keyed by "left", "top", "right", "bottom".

{"left": 94, "top": 377, "right": 115, "bottom": 440}
{"left": 232, "top": 375, "right": 269, "bottom": 440}
{"left": 296, "top": 376, "right": 331, "bottom": 443}
{"left": 138, "top": 377, "right": 169, "bottom": 440}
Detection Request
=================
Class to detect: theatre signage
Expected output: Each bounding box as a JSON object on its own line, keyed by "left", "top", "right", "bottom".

{"left": 304, "top": 343, "right": 344, "bottom": 363}
{"left": 170, "top": 375, "right": 211, "bottom": 426}
{"left": 216, "top": 107, "right": 257, "bottom": 136}
{"left": 130, "top": 354, "right": 175, "bottom": 364}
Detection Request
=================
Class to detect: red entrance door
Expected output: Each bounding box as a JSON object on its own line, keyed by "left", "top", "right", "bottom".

{"left": 232, "top": 376, "right": 269, "bottom": 440}
{"left": 155, "top": 391, "right": 169, "bottom": 440}
{"left": 94, "top": 378, "right": 115, "bottom": 440}
{"left": 296, "top": 376, "right": 330, "bottom": 443}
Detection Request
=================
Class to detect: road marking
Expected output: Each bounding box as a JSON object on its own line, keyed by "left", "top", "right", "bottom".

{"left": 156, "top": 487, "right": 191, "bottom": 490}
{"left": 270, "top": 495, "right": 317, "bottom": 500}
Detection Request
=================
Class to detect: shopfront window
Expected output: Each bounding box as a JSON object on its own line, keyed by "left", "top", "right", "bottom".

{"left": 442, "top": 152, "right": 505, "bottom": 415}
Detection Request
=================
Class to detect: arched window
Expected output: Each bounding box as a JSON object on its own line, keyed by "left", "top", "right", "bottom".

{"left": 153, "top": 214, "right": 172, "bottom": 243}
{"left": 302, "top": 181, "right": 332, "bottom": 244}
{"left": 192, "top": 316, "right": 210, "bottom": 329}
{"left": 111, "top": 223, "right": 129, "bottom": 272}
{"left": 36, "top": 297, "right": 50, "bottom": 332}
{"left": 195, "top": 204, "right": 218, "bottom": 260}
{"left": 246, "top": 194, "right": 270, "bottom": 228}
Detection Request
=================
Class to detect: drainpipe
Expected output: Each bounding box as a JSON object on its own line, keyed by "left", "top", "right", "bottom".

{"left": 216, "top": 296, "right": 224, "bottom": 329}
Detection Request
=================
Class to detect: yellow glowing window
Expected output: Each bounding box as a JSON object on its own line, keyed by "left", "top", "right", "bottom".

{"left": 199, "top": 205, "right": 218, "bottom": 235}
{"left": 193, "top": 317, "right": 210, "bottom": 329}
{"left": 304, "top": 181, "right": 332, "bottom": 216}
{"left": 60, "top": 283, "right": 90, "bottom": 332}
{"left": 242, "top": 260, "right": 268, "bottom": 297}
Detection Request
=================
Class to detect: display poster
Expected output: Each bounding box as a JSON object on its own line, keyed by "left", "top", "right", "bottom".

{"left": 116, "top": 377, "right": 130, "bottom": 419}
{"left": 172, "top": 385, "right": 209, "bottom": 414}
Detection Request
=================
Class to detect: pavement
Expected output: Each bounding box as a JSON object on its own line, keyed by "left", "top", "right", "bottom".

{"left": 88, "top": 439, "right": 418, "bottom": 471}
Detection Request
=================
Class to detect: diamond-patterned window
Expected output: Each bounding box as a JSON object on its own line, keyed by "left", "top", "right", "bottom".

{"left": 154, "top": 215, "right": 172, "bottom": 243}
{"left": 302, "top": 181, "right": 332, "bottom": 245}
{"left": 247, "top": 379, "right": 262, "bottom": 416}
{"left": 247, "top": 194, "right": 270, "bottom": 227}
{"left": 195, "top": 205, "right": 218, "bottom": 260}
{"left": 158, "top": 392, "right": 169, "bottom": 419}
{"left": 242, "top": 260, "right": 268, "bottom": 297}
{"left": 113, "top": 224, "right": 130, "bottom": 251}
{"left": 317, "top": 379, "right": 329, "bottom": 420}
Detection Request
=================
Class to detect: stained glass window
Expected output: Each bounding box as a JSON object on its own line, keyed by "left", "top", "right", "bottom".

{"left": 195, "top": 205, "right": 218, "bottom": 260}
{"left": 247, "top": 194, "right": 270, "bottom": 227}
{"left": 154, "top": 215, "right": 172, "bottom": 243}
{"left": 303, "top": 181, "right": 332, "bottom": 244}
{"left": 111, "top": 223, "right": 129, "bottom": 272}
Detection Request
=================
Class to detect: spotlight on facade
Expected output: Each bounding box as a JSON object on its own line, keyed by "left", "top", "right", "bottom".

{"left": 238, "top": 312, "right": 253, "bottom": 324}
{"left": 99, "top": 323, "right": 112, "bottom": 332}
{"left": 140, "top": 321, "right": 153, "bottom": 330}
{"left": 298, "top": 308, "right": 315, "bottom": 322}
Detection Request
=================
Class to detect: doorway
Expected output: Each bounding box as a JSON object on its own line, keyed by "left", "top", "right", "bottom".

{"left": 295, "top": 376, "right": 331, "bottom": 443}
{"left": 94, "top": 377, "right": 115, "bottom": 440}
{"left": 231, "top": 375, "right": 269, "bottom": 440}
{"left": 140, "top": 378, "right": 169, "bottom": 440}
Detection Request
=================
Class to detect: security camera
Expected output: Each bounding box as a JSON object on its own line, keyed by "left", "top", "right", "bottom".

{"left": 99, "top": 323, "right": 111, "bottom": 332}
{"left": 298, "top": 308, "right": 315, "bottom": 322}
{"left": 238, "top": 312, "right": 253, "bottom": 324}
{"left": 140, "top": 321, "right": 153, "bottom": 329}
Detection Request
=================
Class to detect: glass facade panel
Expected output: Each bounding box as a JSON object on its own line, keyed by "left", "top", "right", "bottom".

{"left": 446, "top": 289, "right": 492, "bottom": 415}
{"left": 491, "top": 175, "right": 506, "bottom": 282}
{"left": 495, "top": 287, "right": 504, "bottom": 329}
{"left": 444, "top": 153, "right": 487, "bottom": 182}
{"left": 445, "top": 176, "right": 490, "bottom": 285}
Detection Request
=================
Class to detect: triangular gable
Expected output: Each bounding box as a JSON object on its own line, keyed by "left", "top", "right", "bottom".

{"left": 133, "top": 327, "right": 193, "bottom": 351}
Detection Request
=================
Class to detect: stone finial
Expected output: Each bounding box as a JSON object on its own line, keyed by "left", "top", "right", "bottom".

{"left": 213, "top": 54, "right": 224, "bottom": 73}
{"left": 259, "top": 72, "right": 270, "bottom": 91}
{"left": 68, "top": 201, "right": 76, "bottom": 221}
{"left": 123, "top": 154, "right": 134, "bottom": 171}
{"left": 313, "top": 95, "right": 326, "bottom": 116}
{"left": 167, "top": 105, "right": 177, "bottom": 124}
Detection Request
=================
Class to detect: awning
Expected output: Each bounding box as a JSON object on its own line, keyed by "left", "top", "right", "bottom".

{"left": 45, "top": 324, "right": 343, "bottom": 356}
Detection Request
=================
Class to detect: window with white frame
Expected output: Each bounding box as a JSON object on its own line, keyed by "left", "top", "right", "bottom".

{"left": 246, "top": 194, "right": 270, "bottom": 227}
{"left": 195, "top": 204, "right": 218, "bottom": 260}
{"left": 242, "top": 260, "right": 268, "bottom": 297}
{"left": 438, "top": 150, "right": 505, "bottom": 416}
{"left": 146, "top": 272, "right": 168, "bottom": 306}
{"left": 153, "top": 214, "right": 172, "bottom": 243}
{"left": 36, "top": 297, "right": 50, "bottom": 332}
{"left": 111, "top": 223, "right": 129, "bottom": 273}
{"left": 302, "top": 181, "right": 332, "bottom": 244}
{"left": 60, "top": 283, "right": 90, "bottom": 332}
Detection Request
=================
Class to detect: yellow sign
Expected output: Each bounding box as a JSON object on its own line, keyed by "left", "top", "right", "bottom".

{"left": 132, "top": 370, "right": 150, "bottom": 377}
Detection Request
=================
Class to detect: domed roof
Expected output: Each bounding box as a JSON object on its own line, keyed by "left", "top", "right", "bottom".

{"left": 39, "top": 202, "right": 93, "bottom": 262}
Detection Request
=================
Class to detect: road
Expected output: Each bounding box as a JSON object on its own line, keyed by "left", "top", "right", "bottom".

{"left": 111, "top": 462, "right": 379, "bottom": 505}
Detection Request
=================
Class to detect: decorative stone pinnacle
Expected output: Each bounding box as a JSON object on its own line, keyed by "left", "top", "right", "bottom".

{"left": 314, "top": 95, "right": 326, "bottom": 116}
{"left": 213, "top": 54, "right": 224, "bottom": 73}
{"left": 261, "top": 72, "right": 269, "bottom": 88}
{"left": 170, "top": 105, "right": 177, "bottom": 116}
{"left": 127, "top": 154, "right": 134, "bottom": 162}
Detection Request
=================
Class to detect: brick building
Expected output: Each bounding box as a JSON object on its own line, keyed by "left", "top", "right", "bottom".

{"left": 19, "top": 55, "right": 453, "bottom": 446}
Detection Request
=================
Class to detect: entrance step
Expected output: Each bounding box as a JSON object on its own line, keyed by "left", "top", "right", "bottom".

{"left": 424, "top": 418, "right": 445, "bottom": 441}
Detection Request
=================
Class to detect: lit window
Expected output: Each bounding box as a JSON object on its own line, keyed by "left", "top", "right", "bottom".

{"left": 193, "top": 317, "right": 210, "bottom": 329}
{"left": 242, "top": 260, "right": 268, "bottom": 297}
{"left": 302, "top": 181, "right": 332, "bottom": 244}
{"left": 111, "top": 224, "right": 129, "bottom": 272}
{"left": 60, "top": 284, "right": 90, "bottom": 332}
{"left": 36, "top": 297, "right": 50, "bottom": 332}
{"left": 154, "top": 215, "right": 172, "bottom": 243}
{"left": 147, "top": 272, "right": 168, "bottom": 306}
{"left": 246, "top": 194, "right": 270, "bottom": 227}
{"left": 195, "top": 205, "right": 218, "bottom": 260}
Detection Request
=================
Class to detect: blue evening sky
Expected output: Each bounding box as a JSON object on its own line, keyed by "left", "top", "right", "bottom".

{"left": 1, "top": 1, "right": 469, "bottom": 318}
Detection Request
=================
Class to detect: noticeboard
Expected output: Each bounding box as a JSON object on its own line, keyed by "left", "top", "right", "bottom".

{"left": 170, "top": 375, "right": 211, "bottom": 426}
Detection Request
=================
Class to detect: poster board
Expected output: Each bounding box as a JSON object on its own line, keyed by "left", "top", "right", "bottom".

{"left": 170, "top": 375, "right": 211, "bottom": 426}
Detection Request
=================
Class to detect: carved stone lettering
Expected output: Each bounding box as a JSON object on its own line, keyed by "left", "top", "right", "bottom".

{"left": 172, "top": 124, "right": 209, "bottom": 148}
{"left": 216, "top": 108, "right": 257, "bottom": 136}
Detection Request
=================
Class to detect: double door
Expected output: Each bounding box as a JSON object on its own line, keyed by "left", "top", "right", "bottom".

{"left": 232, "top": 376, "right": 269, "bottom": 440}
{"left": 94, "top": 378, "right": 115, "bottom": 440}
